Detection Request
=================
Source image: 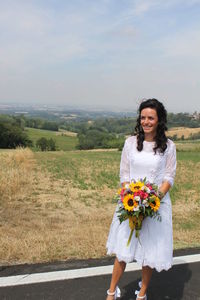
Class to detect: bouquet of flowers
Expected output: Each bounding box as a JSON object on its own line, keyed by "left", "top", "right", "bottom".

{"left": 115, "top": 178, "right": 162, "bottom": 246}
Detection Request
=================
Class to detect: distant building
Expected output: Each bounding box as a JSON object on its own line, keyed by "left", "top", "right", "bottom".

{"left": 192, "top": 111, "right": 200, "bottom": 120}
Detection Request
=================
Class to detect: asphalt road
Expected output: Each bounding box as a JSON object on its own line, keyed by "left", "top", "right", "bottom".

{"left": 0, "top": 248, "right": 200, "bottom": 300}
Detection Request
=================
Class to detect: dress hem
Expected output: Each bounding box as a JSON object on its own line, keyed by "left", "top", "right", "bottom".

{"left": 106, "top": 246, "right": 172, "bottom": 273}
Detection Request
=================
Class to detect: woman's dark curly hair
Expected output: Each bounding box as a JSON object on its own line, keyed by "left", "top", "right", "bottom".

{"left": 134, "top": 98, "right": 168, "bottom": 154}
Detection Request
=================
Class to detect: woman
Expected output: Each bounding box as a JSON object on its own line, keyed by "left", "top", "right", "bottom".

{"left": 106, "top": 99, "right": 176, "bottom": 300}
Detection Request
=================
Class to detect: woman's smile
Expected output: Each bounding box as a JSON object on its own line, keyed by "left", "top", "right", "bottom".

{"left": 140, "top": 108, "right": 159, "bottom": 139}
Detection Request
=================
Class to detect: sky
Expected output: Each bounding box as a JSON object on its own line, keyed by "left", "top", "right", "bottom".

{"left": 0, "top": 0, "right": 200, "bottom": 112}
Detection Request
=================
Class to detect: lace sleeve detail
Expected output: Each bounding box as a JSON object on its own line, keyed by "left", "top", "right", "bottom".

{"left": 163, "top": 140, "right": 177, "bottom": 186}
{"left": 120, "top": 138, "right": 130, "bottom": 184}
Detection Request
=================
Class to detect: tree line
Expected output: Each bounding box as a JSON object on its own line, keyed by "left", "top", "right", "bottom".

{"left": 0, "top": 112, "right": 200, "bottom": 150}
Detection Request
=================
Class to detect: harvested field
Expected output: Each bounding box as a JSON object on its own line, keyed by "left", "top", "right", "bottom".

{"left": 56, "top": 129, "right": 77, "bottom": 137}
{"left": 167, "top": 127, "right": 200, "bottom": 138}
{"left": 0, "top": 146, "right": 199, "bottom": 265}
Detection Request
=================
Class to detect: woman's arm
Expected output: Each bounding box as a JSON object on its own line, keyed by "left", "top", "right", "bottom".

{"left": 158, "top": 181, "right": 171, "bottom": 199}
{"left": 159, "top": 140, "right": 177, "bottom": 199}
{"left": 120, "top": 139, "right": 130, "bottom": 184}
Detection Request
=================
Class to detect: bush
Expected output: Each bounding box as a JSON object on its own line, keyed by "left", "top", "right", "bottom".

{"left": 187, "top": 132, "right": 200, "bottom": 140}
{"left": 47, "top": 138, "right": 56, "bottom": 151}
{"left": 76, "top": 128, "right": 125, "bottom": 150}
{"left": 36, "top": 137, "right": 56, "bottom": 151}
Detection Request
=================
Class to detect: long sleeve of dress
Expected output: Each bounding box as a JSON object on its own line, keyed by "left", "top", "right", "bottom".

{"left": 120, "top": 139, "right": 130, "bottom": 184}
{"left": 163, "top": 140, "right": 177, "bottom": 187}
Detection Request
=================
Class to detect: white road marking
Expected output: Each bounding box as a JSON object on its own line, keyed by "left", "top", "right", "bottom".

{"left": 0, "top": 254, "right": 200, "bottom": 287}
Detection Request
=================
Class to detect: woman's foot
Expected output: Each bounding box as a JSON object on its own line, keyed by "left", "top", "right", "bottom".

{"left": 106, "top": 295, "right": 115, "bottom": 300}
{"left": 106, "top": 290, "right": 115, "bottom": 300}
{"left": 106, "top": 286, "right": 121, "bottom": 299}
{"left": 136, "top": 295, "right": 147, "bottom": 299}
{"left": 135, "top": 289, "right": 147, "bottom": 300}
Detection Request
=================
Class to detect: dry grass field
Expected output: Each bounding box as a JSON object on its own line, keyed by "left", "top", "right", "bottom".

{"left": 167, "top": 127, "right": 200, "bottom": 138}
{"left": 56, "top": 129, "right": 77, "bottom": 137}
{"left": 0, "top": 146, "right": 200, "bottom": 265}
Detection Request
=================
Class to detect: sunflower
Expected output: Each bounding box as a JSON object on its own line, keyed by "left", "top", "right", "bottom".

{"left": 150, "top": 196, "right": 160, "bottom": 212}
{"left": 155, "top": 197, "right": 161, "bottom": 210}
{"left": 130, "top": 181, "right": 144, "bottom": 193}
{"left": 123, "top": 194, "right": 136, "bottom": 211}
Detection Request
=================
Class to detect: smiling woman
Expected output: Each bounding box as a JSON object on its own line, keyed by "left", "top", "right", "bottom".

{"left": 106, "top": 99, "right": 176, "bottom": 300}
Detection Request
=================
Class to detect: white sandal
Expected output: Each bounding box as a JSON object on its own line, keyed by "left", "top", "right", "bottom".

{"left": 135, "top": 289, "right": 147, "bottom": 300}
{"left": 107, "top": 286, "right": 121, "bottom": 299}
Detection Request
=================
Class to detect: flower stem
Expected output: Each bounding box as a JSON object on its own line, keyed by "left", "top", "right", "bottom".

{"left": 127, "top": 229, "right": 134, "bottom": 246}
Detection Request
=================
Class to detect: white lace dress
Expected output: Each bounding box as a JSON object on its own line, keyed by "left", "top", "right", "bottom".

{"left": 106, "top": 136, "right": 177, "bottom": 272}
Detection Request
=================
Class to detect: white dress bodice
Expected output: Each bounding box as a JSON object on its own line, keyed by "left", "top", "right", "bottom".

{"left": 120, "top": 136, "right": 176, "bottom": 188}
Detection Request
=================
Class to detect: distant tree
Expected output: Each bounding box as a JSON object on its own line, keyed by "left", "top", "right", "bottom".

{"left": 42, "top": 121, "right": 59, "bottom": 131}
{"left": 24, "top": 117, "right": 59, "bottom": 131}
{"left": 0, "top": 121, "right": 32, "bottom": 149}
{"left": 168, "top": 112, "right": 200, "bottom": 128}
{"left": 13, "top": 115, "right": 26, "bottom": 129}
{"left": 172, "top": 134, "right": 178, "bottom": 141}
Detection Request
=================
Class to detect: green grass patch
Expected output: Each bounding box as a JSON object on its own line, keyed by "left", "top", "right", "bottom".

{"left": 169, "top": 184, "right": 178, "bottom": 205}
{"left": 179, "top": 221, "right": 196, "bottom": 230}
{"left": 35, "top": 150, "right": 121, "bottom": 190}
{"left": 35, "top": 148, "right": 200, "bottom": 194}
{"left": 175, "top": 140, "right": 200, "bottom": 152}
{"left": 25, "top": 127, "right": 78, "bottom": 151}
{"left": 177, "top": 151, "right": 200, "bottom": 162}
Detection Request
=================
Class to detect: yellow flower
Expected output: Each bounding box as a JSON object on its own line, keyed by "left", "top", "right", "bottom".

{"left": 117, "top": 188, "right": 122, "bottom": 195}
{"left": 123, "top": 194, "right": 135, "bottom": 211}
{"left": 155, "top": 196, "right": 160, "bottom": 205}
{"left": 130, "top": 181, "right": 144, "bottom": 192}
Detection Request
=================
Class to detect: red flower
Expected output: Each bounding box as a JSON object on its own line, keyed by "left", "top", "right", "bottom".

{"left": 146, "top": 183, "right": 153, "bottom": 190}
{"left": 133, "top": 191, "right": 140, "bottom": 197}
{"left": 133, "top": 190, "right": 148, "bottom": 199}
{"left": 120, "top": 189, "right": 125, "bottom": 196}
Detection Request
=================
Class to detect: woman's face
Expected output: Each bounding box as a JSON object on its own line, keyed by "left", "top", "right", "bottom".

{"left": 140, "top": 108, "right": 159, "bottom": 137}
